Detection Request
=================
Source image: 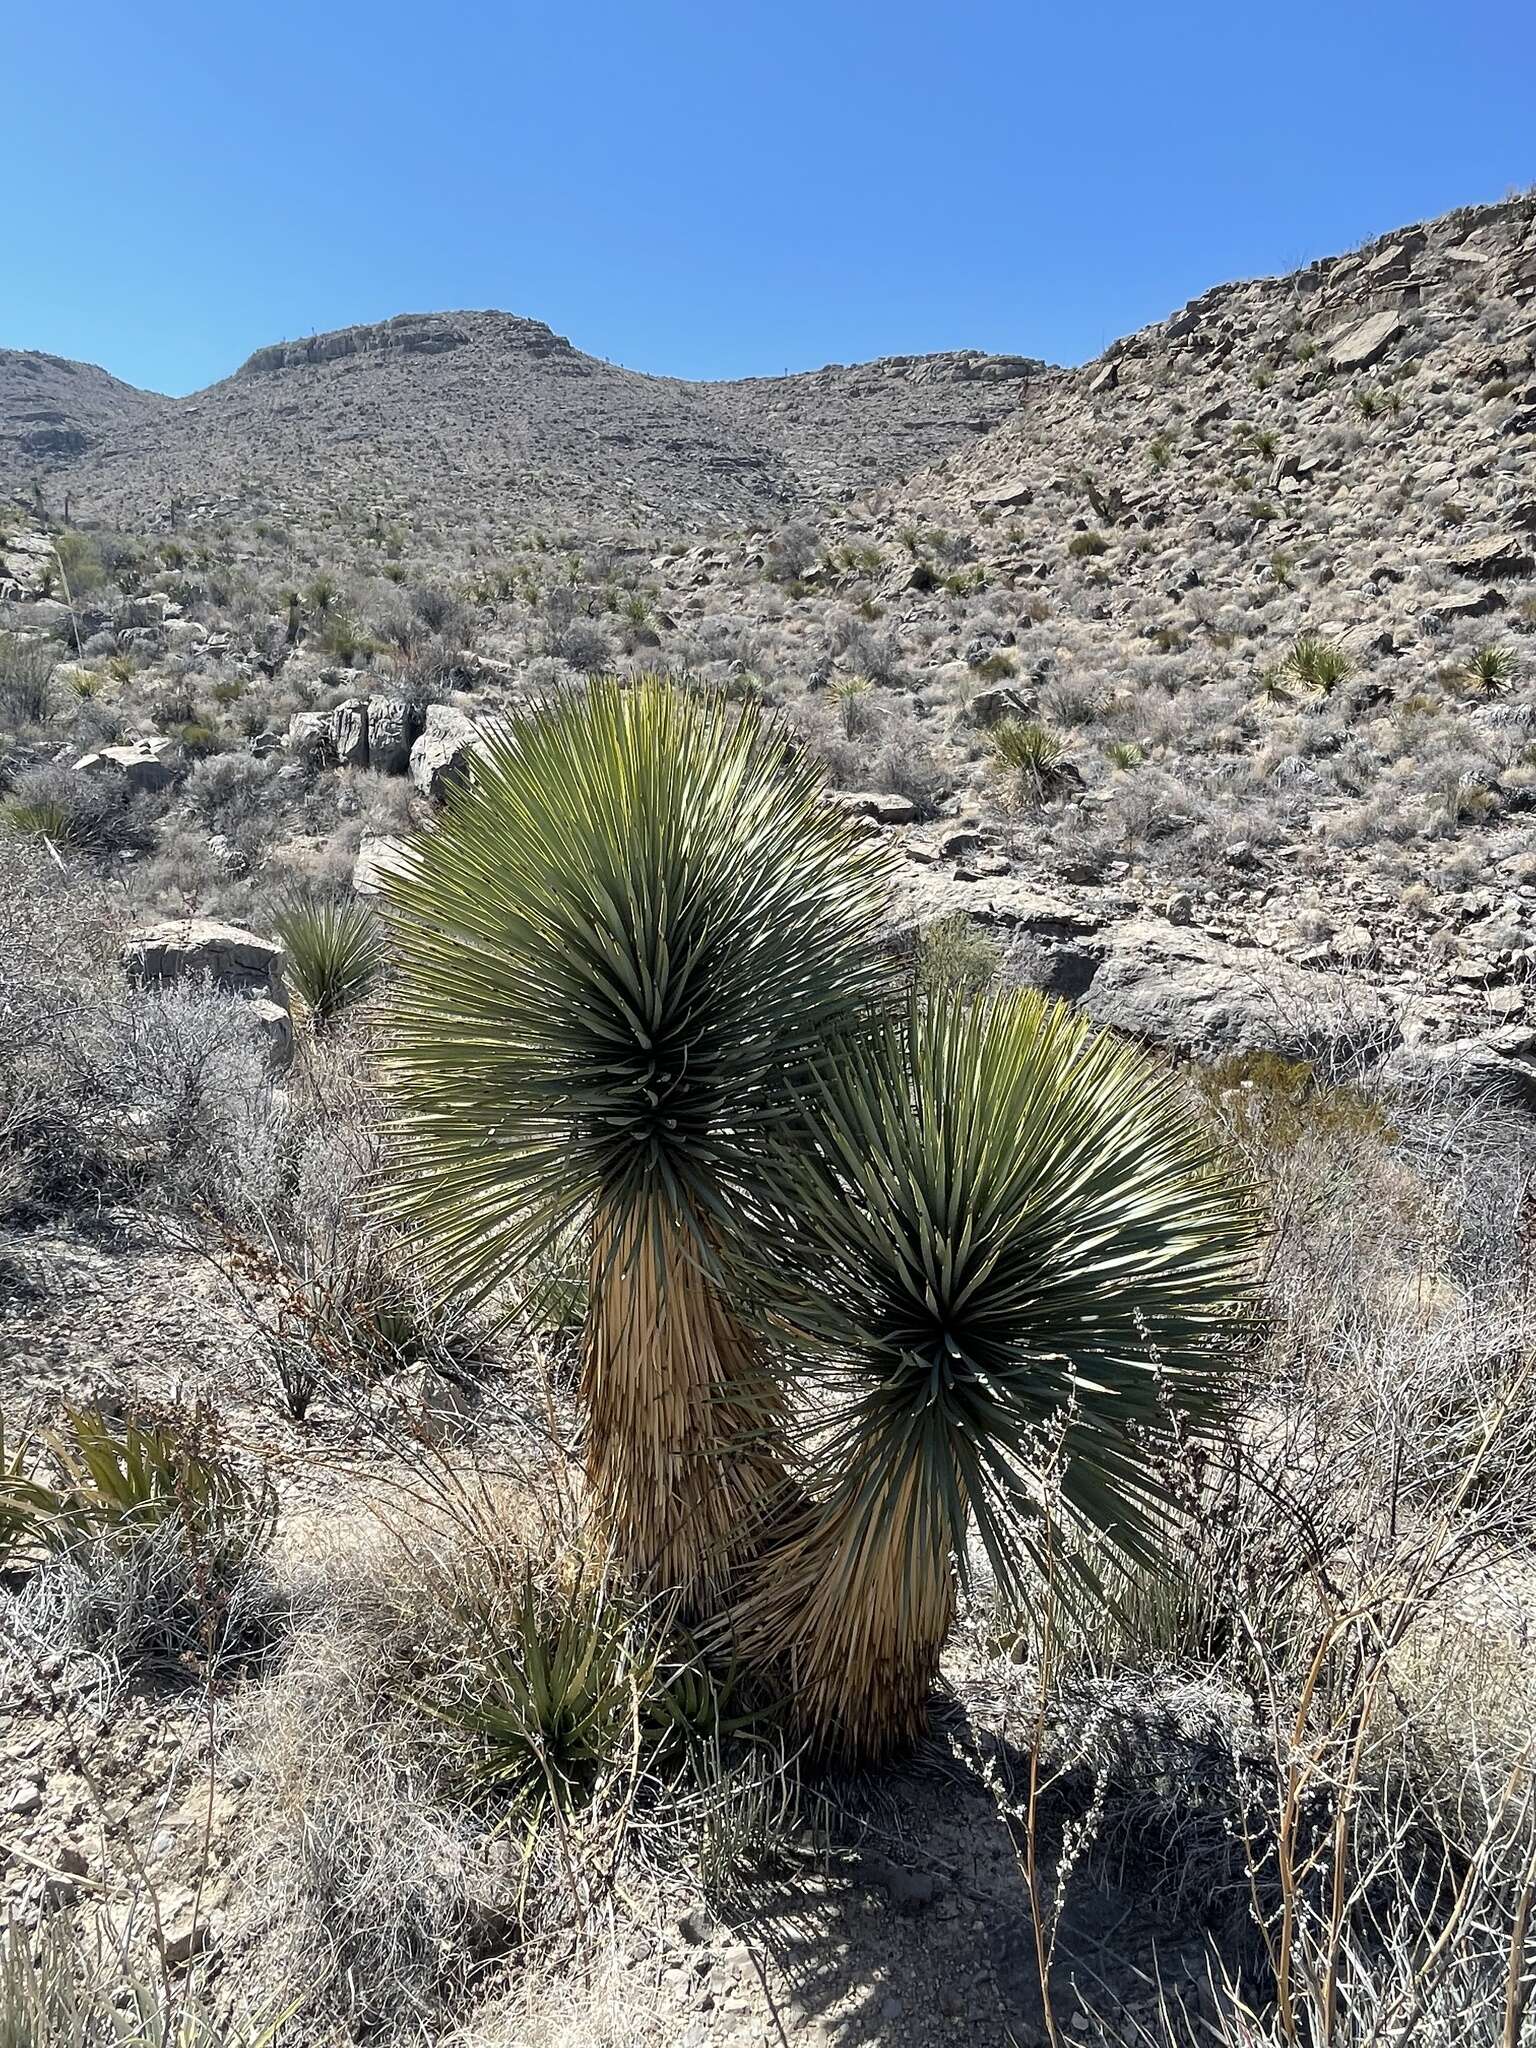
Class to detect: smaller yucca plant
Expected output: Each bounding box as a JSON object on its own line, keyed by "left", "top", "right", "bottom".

{"left": 990, "top": 718, "right": 1067, "bottom": 804}
{"left": 828, "top": 672, "right": 874, "bottom": 737}
{"left": 430, "top": 1570, "right": 756, "bottom": 1820}
{"left": 1283, "top": 633, "right": 1353, "bottom": 695}
{"left": 272, "top": 892, "right": 386, "bottom": 1030}
{"left": 1457, "top": 642, "right": 1517, "bottom": 697}
{"left": 730, "top": 990, "right": 1256, "bottom": 1757}
{"left": 0, "top": 796, "right": 77, "bottom": 844}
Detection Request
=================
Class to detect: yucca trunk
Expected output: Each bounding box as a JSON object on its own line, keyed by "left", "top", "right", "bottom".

{"left": 582, "top": 1203, "right": 797, "bottom": 1611}
{"left": 733, "top": 1465, "right": 959, "bottom": 1759}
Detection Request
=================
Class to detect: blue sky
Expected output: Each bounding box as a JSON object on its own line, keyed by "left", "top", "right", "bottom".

{"left": 5, "top": 1, "right": 1532, "bottom": 395}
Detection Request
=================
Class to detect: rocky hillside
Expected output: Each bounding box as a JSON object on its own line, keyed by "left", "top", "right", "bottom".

{"left": 2, "top": 194, "right": 1535, "bottom": 1103}
{"left": 0, "top": 349, "right": 170, "bottom": 471}
{"left": 0, "top": 311, "right": 1042, "bottom": 534}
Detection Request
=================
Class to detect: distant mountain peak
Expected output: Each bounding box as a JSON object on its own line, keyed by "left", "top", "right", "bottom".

{"left": 233, "top": 310, "right": 574, "bottom": 378}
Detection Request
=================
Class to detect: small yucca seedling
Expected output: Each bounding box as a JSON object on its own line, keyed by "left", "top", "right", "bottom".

{"left": 428, "top": 1571, "right": 755, "bottom": 1819}
{"left": 828, "top": 672, "right": 874, "bottom": 737}
{"left": 1458, "top": 642, "right": 1517, "bottom": 696}
{"left": 1283, "top": 633, "right": 1353, "bottom": 695}
{"left": 272, "top": 892, "right": 386, "bottom": 1030}
{"left": 1255, "top": 664, "right": 1292, "bottom": 704}
{"left": 0, "top": 796, "right": 76, "bottom": 844}
{"left": 1103, "top": 739, "right": 1144, "bottom": 770}
{"left": 1355, "top": 387, "right": 1384, "bottom": 420}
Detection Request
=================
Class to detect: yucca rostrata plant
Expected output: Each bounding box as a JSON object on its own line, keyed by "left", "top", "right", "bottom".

{"left": 729, "top": 990, "right": 1255, "bottom": 1757}
{"left": 378, "top": 677, "right": 892, "bottom": 1608}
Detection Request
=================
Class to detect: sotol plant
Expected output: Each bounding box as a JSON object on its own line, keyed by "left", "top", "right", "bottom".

{"left": 379, "top": 678, "right": 893, "bottom": 1610}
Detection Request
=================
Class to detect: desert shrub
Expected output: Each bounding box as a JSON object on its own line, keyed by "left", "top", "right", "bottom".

{"left": 914, "top": 914, "right": 1001, "bottom": 1002}
{"left": 1067, "top": 530, "right": 1108, "bottom": 558}
{"left": 0, "top": 630, "right": 55, "bottom": 723}
{"left": 0, "top": 843, "right": 282, "bottom": 1220}
{"left": 0, "top": 1913, "right": 278, "bottom": 2048}
{"left": 766, "top": 518, "right": 819, "bottom": 582}
{"left": 411, "top": 583, "right": 473, "bottom": 644}
{"left": 3, "top": 1404, "right": 280, "bottom": 1677}
{"left": 183, "top": 750, "right": 278, "bottom": 831}
{"left": 52, "top": 528, "right": 107, "bottom": 597}
{"left": 0, "top": 761, "right": 142, "bottom": 853}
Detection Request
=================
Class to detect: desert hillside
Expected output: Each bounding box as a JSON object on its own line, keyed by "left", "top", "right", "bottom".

{"left": 3, "top": 192, "right": 1536, "bottom": 2048}
{"left": 0, "top": 310, "right": 1043, "bottom": 531}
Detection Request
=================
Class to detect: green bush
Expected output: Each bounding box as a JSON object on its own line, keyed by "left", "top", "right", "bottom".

{"left": 427, "top": 1570, "right": 758, "bottom": 1821}
{"left": 1067, "top": 531, "right": 1108, "bottom": 558}
{"left": 914, "top": 915, "right": 1001, "bottom": 1002}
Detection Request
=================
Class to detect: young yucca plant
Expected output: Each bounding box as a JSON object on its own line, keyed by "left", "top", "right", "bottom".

{"left": 1282, "top": 633, "right": 1353, "bottom": 695}
{"left": 377, "top": 677, "right": 893, "bottom": 1608}
{"left": 1457, "top": 642, "right": 1517, "bottom": 696}
{"left": 729, "top": 990, "right": 1255, "bottom": 1758}
{"left": 989, "top": 718, "right": 1067, "bottom": 804}
{"left": 272, "top": 892, "right": 386, "bottom": 1030}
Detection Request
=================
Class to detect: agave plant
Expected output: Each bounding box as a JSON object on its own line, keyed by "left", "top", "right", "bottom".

{"left": 378, "top": 677, "right": 893, "bottom": 1605}
{"left": 730, "top": 990, "right": 1255, "bottom": 1757}
{"left": 272, "top": 891, "right": 386, "bottom": 1030}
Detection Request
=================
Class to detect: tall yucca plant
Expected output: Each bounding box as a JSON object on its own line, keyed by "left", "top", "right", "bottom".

{"left": 732, "top": 989, "right": 1255, "bottom": 1757}
{"left": 377, "top": 677, "right": 894, "bottom": 1606}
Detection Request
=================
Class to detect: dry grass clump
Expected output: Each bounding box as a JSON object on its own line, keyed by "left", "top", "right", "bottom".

{"left": 229, "top": 1476, "right": 791, "bottom": 2041}
{"left": 0, "top": 842, "right": 281, "bottom": 1225}
{"left": 989, "top": 1056, "right": 1536, "bottom": 2045}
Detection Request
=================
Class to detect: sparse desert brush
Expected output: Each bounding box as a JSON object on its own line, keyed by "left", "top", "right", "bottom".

{"left": 0, "top": 629, "right": 56, "bottom": 723}
{"left": 914, "top": 912, "right": 1001, "bottom": 1001}
{"left": 1067, "top": 529, "right": 1108, "bottom": 558}
{"left": 2, "top": 1403, "right": 280, "bottom": 1676}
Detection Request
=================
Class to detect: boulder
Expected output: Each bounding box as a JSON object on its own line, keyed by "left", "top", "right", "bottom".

{"left": 285, "top": 711, "right": 335, "bottom": 765}
{"left": 331, "top": 698, "right": 369, "bottom": 769}
{"left": 968, "top": 685, "right": 1037, "bottom": 729}
{"left": 1326, "top": 311, "right": 1402, "bottom": 372}
{"left": 1378, "top": 1027, "right": 1536, "bottom": 1114}
{"left": 408, "top": 704, "right": 484, "bottom": 800}
{"left": 352, "top": 834, "right": 413, "bottom": 896}
{"left": 74, "top": 738, "right": 178, "bottom": 793}
{"left": 1447, "top": 535, "right": 1533, "bottom": 581}
{"left": 121, "top": 920, "right": 291, "bottom": 1073}
{"left": 1074, "top": 921, "right": 1396, "bottom": 1063}
{"left": 366, "top": 695, "right": 421, "bottom": 775}
{"left": 828, "top": 790, "right": 919, "bottom": 827}
{"left": 122, "top": 919, "right": 285, "bottom": 1002}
